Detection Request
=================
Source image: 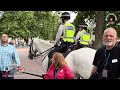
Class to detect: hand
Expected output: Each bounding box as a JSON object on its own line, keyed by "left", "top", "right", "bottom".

{"left": 42, "top": 73, "right": 47, "bottom": 76}
{"left": 17, "top": 67, "right": 23, "bottom": 72}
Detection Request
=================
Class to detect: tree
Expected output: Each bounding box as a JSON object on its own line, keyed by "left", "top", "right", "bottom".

{"left": 73, "top": 11, "right": 95, "bottom": 29}
{"left": 32, "top": 11, "right": 59, "bottom": 40}
{"left": 0, "top": 11, "right": 59, "bottom": 41}
{"left": 0, "top": 11, "right": 34, "bottom": 39}
{"left": 94, "top": 11, "right": 105, "bottom": 49}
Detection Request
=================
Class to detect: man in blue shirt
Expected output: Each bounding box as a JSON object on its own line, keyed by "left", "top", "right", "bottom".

{"left": 0, "top": 34, "right": 22, "bottom": 79}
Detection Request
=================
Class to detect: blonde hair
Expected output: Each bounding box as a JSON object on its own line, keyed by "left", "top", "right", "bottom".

{"left": 51, "top": 52, "right": 67, "bottom": 68}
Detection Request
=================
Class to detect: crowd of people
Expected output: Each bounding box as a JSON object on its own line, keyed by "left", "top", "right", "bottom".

{"left": 7, "top": 38, "right": 29, "bottom": 48}
{"left": 47, "top": 12, "right": 91, "bottom": 71}
{"left": 1, "top": 12, "right": 120, "bottom": 79}
{"left": 45, "top": 12, "right": 120, "bottom": 79}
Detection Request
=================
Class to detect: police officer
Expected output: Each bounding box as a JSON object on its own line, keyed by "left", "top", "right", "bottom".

{"left": 74, "top": 24, "right": 91, "bottom": 50}
{"left": 47, "top": 12, "right": 76, "bottom": 70}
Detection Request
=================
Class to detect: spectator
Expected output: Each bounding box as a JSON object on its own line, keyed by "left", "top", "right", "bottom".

{"left": 44, "top": 52, "right": 74, "bottom": 79}
{"left": 0, "top": 34, "right": 22, "bottom": 79}
{"left": 90, "top": 27, "right": 120, "bottom": 79}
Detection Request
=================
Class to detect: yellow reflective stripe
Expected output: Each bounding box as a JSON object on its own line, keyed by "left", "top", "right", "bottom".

{"left": 62, "top": 22, "right": 75, "bottom": 42}
{"left": 66, "top": 30, "right": 75, "bottom": 37}
{"left": 79, "top": 30, "right": 90, "bottom": 45}
{"left": 63, "top": 38, "right": 74, "bottom": 42}
{"left": 64, "top": 23, "right": 75, "bottom": 37}
{"left": 80, "top": 41, "right": 89, "bottom": 45}
{"left": 82, "top": 34, "right": 90, "bottom": 42}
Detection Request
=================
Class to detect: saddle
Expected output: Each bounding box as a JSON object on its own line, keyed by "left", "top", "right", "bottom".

{"left": 62, "top": 43, "right": 75, "bottom": 58}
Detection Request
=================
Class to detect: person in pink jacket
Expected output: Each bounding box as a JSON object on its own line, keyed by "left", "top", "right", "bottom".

{"left": 44, "top": 52, "right": 74, "bottom": 79}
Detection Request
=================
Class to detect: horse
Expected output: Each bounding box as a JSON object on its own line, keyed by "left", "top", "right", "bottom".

{"left": 65, "top": 48, "right": 96, "bottom": 79}
{"left": 28, "top": 37, "right": 54, "bottom": 72}
{"left": 28, "top": 38, "right": 96, "bottom": 79}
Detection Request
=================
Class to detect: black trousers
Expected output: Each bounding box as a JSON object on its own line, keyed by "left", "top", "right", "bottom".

{"left": 73, "top": 42, "right": 89, "bottom": 50}
{"left": 48, "top": 46, "right": 66, "bottom": 59}
{"left": 47, "top": 42, "right": 75, "bottom": 70}
{"left": 47, "top": 43, "right": 68, "bottom": 70}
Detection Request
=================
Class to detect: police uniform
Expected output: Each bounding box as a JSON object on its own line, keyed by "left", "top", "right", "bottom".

{"left": 48, "top": 21, "right": 75, "bottom": 70}
{"left": 93, "top": 45, "right": 120, "bottom": 79}
{"left": 54, "top": 21, "right": 75, "bottom": 45}
{"left": 75, "top": 26, "right": 90, "bottom": 49}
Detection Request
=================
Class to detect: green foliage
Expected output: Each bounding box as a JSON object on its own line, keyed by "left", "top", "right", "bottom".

{"left": 74, "top": 11, "right": 120, "bottom": 38}
{"left": 1, "top": 11, "right": 120, "bottom": 41}
{"left": 0, "top": 11, "right": 33, "bottom": 39}
{"left": 30, "top": 11, "right": 59, "bottom": 40}
{"left": 105, "top": 11, "right": 120, "bottom": 38}
{"left": 0, "top": 11, "right": 59, "bottom": 40}
{"left": 73, "top": 11, "right": 96, "bottom": 30}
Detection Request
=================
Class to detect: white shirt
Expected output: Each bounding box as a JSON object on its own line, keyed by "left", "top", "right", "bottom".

{"left": 54, "top": 24, "right": 64, "bottom": 45}
{"left": 54, "top": 21, "right": 71, "bottom": 45}
{"left": 75, "top": 31, "right": 82, "bottom": 45}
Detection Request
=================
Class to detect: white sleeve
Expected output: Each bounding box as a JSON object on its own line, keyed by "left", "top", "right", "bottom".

{"left": 75, "top": 31, "right": 81, "bottom": 45}
{"left": 54, "top": 25, "right": 64, "bottom": 45}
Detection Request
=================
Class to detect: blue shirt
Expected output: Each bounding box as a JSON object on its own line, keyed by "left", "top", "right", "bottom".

{"left": 0, "top": 43, "right": 21, "bottom": 71}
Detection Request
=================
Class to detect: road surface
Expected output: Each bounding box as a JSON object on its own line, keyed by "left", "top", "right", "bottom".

{"left": 14, "top": 48, "right": 44, "bottom": 79}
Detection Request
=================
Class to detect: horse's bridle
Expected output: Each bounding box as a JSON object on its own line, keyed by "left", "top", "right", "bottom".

{"left": 28, "top": 38, "right": 54, "bottom": 60}
{"left": 29, "top": 39, "right": 38, "bottom": 59}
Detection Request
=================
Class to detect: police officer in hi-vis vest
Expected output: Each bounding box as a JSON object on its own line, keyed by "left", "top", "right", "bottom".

{"left": 47, "top": 12, "right": 76, "bottom": 70}
{"left": 74, "top": 24, "right": 91, "bottom": 50}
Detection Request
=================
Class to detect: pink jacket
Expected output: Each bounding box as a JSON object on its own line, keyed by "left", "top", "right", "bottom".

{"left": 44, "top": 65, "right": 74, "bottom": 79}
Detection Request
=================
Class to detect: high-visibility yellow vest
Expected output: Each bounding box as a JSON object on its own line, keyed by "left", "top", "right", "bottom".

{"left": 61, "top": 22, "right": 75, "bottom": 43}
{"left": 79, "top": 30, "right": 91, "bottom": 45}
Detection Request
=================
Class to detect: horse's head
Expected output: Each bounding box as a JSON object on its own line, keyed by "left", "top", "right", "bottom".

{"left": 28, "top": 38, "right": 38, "bottom": 60}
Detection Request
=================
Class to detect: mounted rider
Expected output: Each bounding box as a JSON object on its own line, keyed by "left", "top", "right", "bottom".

{"left": 74, "top": 24, "right": 91, "bottom": 50}
{"left": 47, "top": 12, "right": 76, "bottom": 70}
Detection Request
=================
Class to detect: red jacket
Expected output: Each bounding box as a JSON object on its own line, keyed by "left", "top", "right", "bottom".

{"left": 44, "top": 65, "right": 74, "bottom": 79}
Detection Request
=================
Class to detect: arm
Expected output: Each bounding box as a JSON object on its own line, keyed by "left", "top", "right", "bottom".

{"left": 12, "top": 46, "right": 21, "bottom": 67}
{"left": 75, "top": 31, "right": 81, "bottom": 45}
{"left": 90, "top": 50, "right": 100, "bottom": 76}
{"left": 91, "top": 66, "right": 97, "bottom": 76}
{"left": 65, "top": 66, "right": 74, "bottom": 79}
{"left": 44, "top": 65, "right": 53, "bottom": 79}
{"left": 54, "top": 25, "right": 64, "bottom": 45}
